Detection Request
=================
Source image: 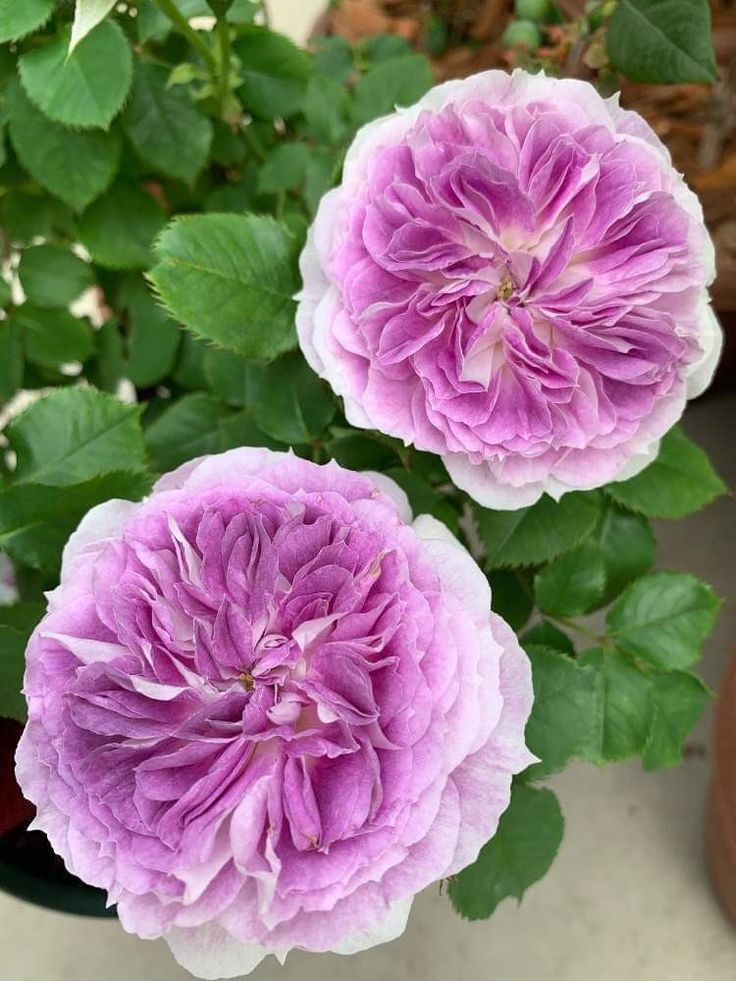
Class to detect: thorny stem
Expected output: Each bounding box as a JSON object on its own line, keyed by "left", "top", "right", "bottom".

{"left": 215, "top": 13, "right": 232, "bottom": 118}
{"left": 154, "top": 0, "right": 217, "bottom": 70}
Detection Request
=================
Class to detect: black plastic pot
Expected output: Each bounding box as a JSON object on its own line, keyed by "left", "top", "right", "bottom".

{"left": 0, "top": 823, "right": 115, "bottom": 918}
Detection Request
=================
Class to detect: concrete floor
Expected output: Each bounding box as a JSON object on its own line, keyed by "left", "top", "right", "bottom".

{"left": 2, "top": 5, "right": 736, "bottom": 978}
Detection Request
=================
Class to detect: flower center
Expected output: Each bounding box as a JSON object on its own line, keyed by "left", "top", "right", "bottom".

{"left": 238, "top": 670, "right": 255, "bottom": 692}
{"left": 496, "top": 275, "right": 515, "bottom": 303}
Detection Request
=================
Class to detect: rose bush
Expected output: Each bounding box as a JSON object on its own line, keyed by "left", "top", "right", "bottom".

{"left": 16, "top": 448, "right": 534, "bottom": 978}
{"left": 0, "top": 3, "right": 726, "bottom": 974}
{"left": 297, "top": 68, "right": 722, "bottom": 508}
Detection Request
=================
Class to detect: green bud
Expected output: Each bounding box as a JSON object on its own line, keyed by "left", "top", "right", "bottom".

{"left": 502, "top": 19, "right": 543, "bottom": 51}
{"left": 514, "top": 0, "right": 552, "bottom": 22}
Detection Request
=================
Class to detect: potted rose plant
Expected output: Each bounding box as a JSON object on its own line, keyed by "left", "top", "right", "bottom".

{"left": 0, "top": 0, "right": 728, "bottom": 977}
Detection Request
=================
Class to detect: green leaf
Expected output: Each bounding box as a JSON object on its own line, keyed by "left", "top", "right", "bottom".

{"left": 7, "top": 81, "right": 120, "bottom": 211}
{"left": 534, "top": 543, "right": 606, "bottom": 617}
{"left": 0, "top": 602, "right": 45, "bottom": 634}
{"left": 70, "top": 0, "right": 118, "bottom": 52}
{"left": 136, "top": 0, "right": 256, "bottom": 42}
{"left": 149, "top": 213, "right": 299, "bottom": 360}
{"left": 203, "top": 348, "right": 250, "bottom": 406}
{"left": 353, "top": 54, "right": 434, "bottom": 124}
{"left": 90, "top": 318, "right": 125, "bottom": 393}
{"left": 19, "top": 22, "right": 132, "bottom": 130}
{"left": 303, "top": 75, "right": 351, "bottom": 144}
{"left": 0, "top": 471, "right": 152, "bottom": 573}
{"left": 596, "top": 506, "right": 656, "bottom": 604}
{"left": 0, "top": 623, "right": 28, "bottom": 721}
{"left": 13, "top": 306, "right": 95, "bottom": 369}
{"left": 222, "top": 0, "right": 259, "bottom": 23}
{"left": 136, "top": 0, "right": 172, "bottom": 43}
{"left": 124, "top": 60, "right": 213, "bottom": 185}
{"left": 79, "top": 183, "right": 166, "bottom": 269}
{"left": 521, "top": 620, "right": 575, "bottom": 655}
{"left": 258, "top": 143, "right": 309, "bottom": 195}
{"left": 0, "top": 191, "right": 74, "bottom": 245}
{"left": 0, "top": 43, "right": 13, "bottom": 85}
{"left": 9, "top": 566, "right": 47, "bottom": 607}
{"left": 475, "top": 492, "right": 602, "bottom": 569}
{"left": 642, "top": 670, "right": 710, "bottom": 770}
{"left": 488, "top": 570, "right": 533, "bottom": 632}
{"left": 282, "top": 207, "right": 308, "bottom": 249}
{"left": 523, "top": 645, "right": 599, "bottom": 778}
{"left": 313, "top": 37, "right": 354, "bottom": 84}
{"left": 248, "top": 352, "right": 335, "bottom": 444}
{"left": 324, "top": 432, "right": 402, "bottom": 472}
{"left": 607, "top": 0, "right": 717, "bottom": 84}
{"left": 607, "top": 571, "right": 720, "bottom": 670}
{"left": 210, "top": 120, "right": 247, "bottom": 167}
{"left": 145, "top": 393, "right": 230, "bottom": 472}
{"left": 604, "top": 426, "right": 726, "bottom": 519}
{"left": 383, "top": 467, "right": 459, "bottom": 534}
{"left": 362, "top": 35, "right": 414, "bottom": 62}
{"left": 0, "top": 0, "right": 54, "bottom": 43}
{"left": 7, "top": 387, "right": 147, "bottom": 486}
{"left": 166, "top": 63, "right": 201, "bottom": 89}
{"left": 119, "top": 276, "right": 181, "bottom": 387}
{"left": 235, "top": 28, "right": 312, "bottom": 120}
{"left": 0, "top": 321, "right": 24, "bottom": 405}
{"left": 578, "top": 646, "right": 653, "bottom": 762}
{"left": 219, "top": 409, "right": 283, "bottom": 451}
{"left": 172, "top": 332, "right": 208, "bottom": 390}
{"left": 204, "top": 182, "right": 253, "bottom": 214}
{"left": 305, "top": 148, "right": 337, "bottom": 215}
{"left": 449, "top": 784, "right": 563, "bottom": 920}
{"left": 381, "top": 469, "right": 434, "bottom": 512}
{"left": 0, "top": 276, "right": 10, "bottom": 308}
{"left": 0, "top": 603, "right": 45, "bottom": 720}
{"left": 18, "top": 244, "right": 95, "bottom": 308}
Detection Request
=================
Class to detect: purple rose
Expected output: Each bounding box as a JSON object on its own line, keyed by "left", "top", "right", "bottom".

{"left": 16, "top": 449, "right": 533, "bottom": 978}
{"left": 296, "top": 69, "right": 721, "bottom": 509}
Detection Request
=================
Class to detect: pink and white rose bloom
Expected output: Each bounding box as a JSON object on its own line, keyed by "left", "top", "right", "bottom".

{"left": 296, "top": 69, "right": 722, "bottom": 509}
{"left": 16, "top": 449, "right": 534, "bottom": 978}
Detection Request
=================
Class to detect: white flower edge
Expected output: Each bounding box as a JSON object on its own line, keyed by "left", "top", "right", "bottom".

{"left": 164, "top": 897, "right": 413, "bottom": 979}
{"left": 60, "top": 455, "right": 417, "bottom": 576}
{"left": 60, "top": 498, "right": 140, "bottom": 579}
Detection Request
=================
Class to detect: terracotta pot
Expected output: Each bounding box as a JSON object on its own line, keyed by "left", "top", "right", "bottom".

{"left": 708, "top": 657, "right": 736, "bottom": 923}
